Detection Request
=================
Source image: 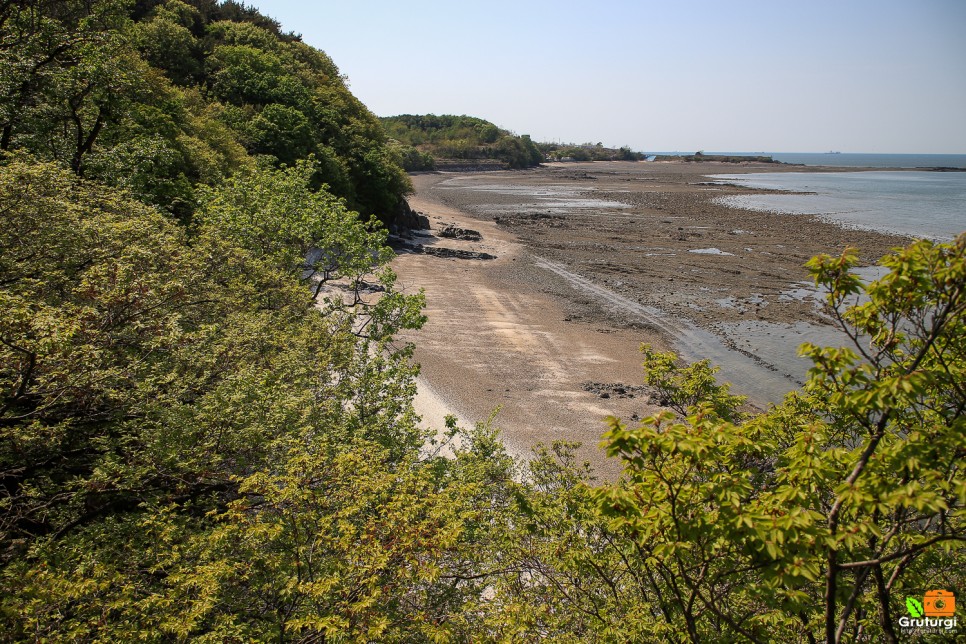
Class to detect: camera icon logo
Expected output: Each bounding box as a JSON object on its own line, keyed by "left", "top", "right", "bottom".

{"left": 923, "top": 590, "right": 956, "bottom": 618}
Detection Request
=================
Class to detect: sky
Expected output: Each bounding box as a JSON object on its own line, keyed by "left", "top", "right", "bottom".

{"left": 249, "top": 0, "right": 966, "bottom": 154}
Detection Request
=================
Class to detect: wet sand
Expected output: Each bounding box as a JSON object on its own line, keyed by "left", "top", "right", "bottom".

{"left": 391, "top": 161, "right": 911, "bottom": 475}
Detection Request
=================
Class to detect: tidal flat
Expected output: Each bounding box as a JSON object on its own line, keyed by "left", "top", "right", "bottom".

{"left": 391, "top": 161, "right": 911, "bottom": 474}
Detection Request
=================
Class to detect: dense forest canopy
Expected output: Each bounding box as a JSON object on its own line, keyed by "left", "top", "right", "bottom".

{"left": 0, "top": 0, "right": 412, "bottom": 224}
{"left": 1, "top": 1, "right": 962, "bottom": 641}
{"left": 381, "top": 114, "right": 544, "bottom": 170}
{"left": 538, "top": 140, "right": 647, "bottom": 162}
{"left": 381, "top": 113, "right": 647, "bottom": 169}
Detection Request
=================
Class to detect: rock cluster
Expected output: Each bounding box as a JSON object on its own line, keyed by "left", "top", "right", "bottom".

{"left": 438, "top": 225, "right": 482, "bottom": 241}
{"left": 388, "top": 199, "right": 430, "bottom": 233}
{"left": 413, "top": 245, "right": 495, "bottom": 260}
{"left": 581, "top": 381, "right": 649, "bottom": 400}
{"left": 495, "top": 213, "right": 566, "bottom": 228}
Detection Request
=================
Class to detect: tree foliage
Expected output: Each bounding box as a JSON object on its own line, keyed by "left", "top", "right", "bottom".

{"left": 381, "top": 114, "right": 543, "bottom": 169}
{"left": 496, "top": 235, "right": 964, "bottom": 642}
{"left": 2, "top": 2, "right": 962, "bottom": 641}
{"left": 0, "top": 0, "right": 411, "bottom": 223}
{"left": 539, "top": 141, "right": 647, "bottom": 162}
{"left": 0, "top": 154, "right": 431, "bottom": 640}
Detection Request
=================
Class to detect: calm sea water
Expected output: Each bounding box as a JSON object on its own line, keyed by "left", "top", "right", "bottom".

{"left": 711, "top": 171, "right": 966, "bottom": 240}
{"left": 650, "top": 152, "right": 966, "bottom": 169}
{"left": 729, "top": 152, "right": 966, "bottom": 169}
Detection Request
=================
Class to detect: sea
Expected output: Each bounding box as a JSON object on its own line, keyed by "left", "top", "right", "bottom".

{"left": 757, "top": 152, "right": 965, "bottom": 169}
{"left": 699, "top": 154, "right": 964, "bottom": 401}
{"left": 653, "top": 152, "right": 966, "bottom": 169}
{"left": 705, "top": 154, "right": 966, "bottom": 240}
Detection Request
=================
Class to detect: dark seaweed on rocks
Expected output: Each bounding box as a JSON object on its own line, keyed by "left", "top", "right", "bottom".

{"left": 439, "top": 225, "right": 483, "bottom": 241}
{"left": 582, "top": 381, "right": 650, "bottom": 400}
{"left": 404, "top": 244, "right": 496, "bottom": 260}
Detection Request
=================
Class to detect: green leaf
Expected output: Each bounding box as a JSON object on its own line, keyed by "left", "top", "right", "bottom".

{"left": 906, "top": 597, "right": 924, "bottom": 618}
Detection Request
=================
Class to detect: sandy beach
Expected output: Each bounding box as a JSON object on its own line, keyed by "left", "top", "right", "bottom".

{"left": 390, "top": 161, "right": 911, "bottom": 475}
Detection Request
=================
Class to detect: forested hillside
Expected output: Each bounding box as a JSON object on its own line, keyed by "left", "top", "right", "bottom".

{"left": 0, "top": 0, "right": 411, "bottom": 224}
{"left": 381, "top": 114, "right": 544, "bottom": 170}
{"left": 382, "top": 114, "right": 648, "bottom": 169}
{"left": 1, "top": 2, "right": 962, "bottom": 641}
{"left": 538, "top": 140, "right": 647, "bottom": 162}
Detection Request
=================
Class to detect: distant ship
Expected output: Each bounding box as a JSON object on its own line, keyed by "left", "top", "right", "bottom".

{"left": 826, "top": 151, "right": 841, "bottom": 154}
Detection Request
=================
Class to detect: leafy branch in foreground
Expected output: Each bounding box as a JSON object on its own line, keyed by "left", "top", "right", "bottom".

{"left": 639, "top": 344, "right": 747, "bottom": 422}
{"left": 0, "top": 157, "right": 434, "bottom": 640}
{"left": 466, "top": 235, "right": 963, "bottom": 642}
{"left": 1, "top": 162, "right": 962, "bottom": 641}
{"left": 593, "top": 235, "right": 965, "bottom": 643}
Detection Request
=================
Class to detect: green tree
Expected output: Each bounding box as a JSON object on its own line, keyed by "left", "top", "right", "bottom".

{"left": 196, "top": 159, "right": 423, "bottom": 338}
{"left": 595, "top": 235, "right": 965, "bottom": 642}
{"left": 0, "top": 157, "right": 429, "bottom": 639}
{"left": 0, "top": 1, "right": 412, "bottom": 225}
{"left": 380, "top": 114, "right": 545, "bottom": 169}
{"left": 246, "top": 102, "right": 315, "bottom": 164}
{"left": 130, "top": 1, "right": 202, "bottom": 85}
{"left": 0, "top": 0, "right": 139, "bottom": 173}
{"left": 389, "top": 140, "right": 435, "bottom": 171}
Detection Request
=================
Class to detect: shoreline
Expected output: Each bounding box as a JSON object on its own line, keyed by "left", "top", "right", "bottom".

{"left": 704, "top": 168, "right": 965, "bottom": 241}
{"left": 391, "top": 161, "right": 915, "bottom": 475}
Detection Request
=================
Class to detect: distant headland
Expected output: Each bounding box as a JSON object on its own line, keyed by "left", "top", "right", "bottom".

{"left": 381, "top": 114, "right": 647, "bottom": 170}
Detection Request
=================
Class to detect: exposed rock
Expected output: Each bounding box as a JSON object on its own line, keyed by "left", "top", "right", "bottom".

{"left": 439, "top": 225, "right": 482, "bottom": 241}
{"left": 494, "top": 213, "right": 566, "bottom": 228}
{"left": 420, "top": 246, "right": 496, "bottom": 260}
{"left": 388, "top": 198, "right": 431, "bottom": 233}
{"left": 402, "top": 243, "right": 496, "bottom": 260}
{"left": 581, "top": 381, "right": 650, "bottom": 400}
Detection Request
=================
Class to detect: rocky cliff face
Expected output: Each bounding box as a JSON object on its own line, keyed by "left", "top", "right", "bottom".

{"left": 388, "top": 199, "right": 431, "bottom": 233}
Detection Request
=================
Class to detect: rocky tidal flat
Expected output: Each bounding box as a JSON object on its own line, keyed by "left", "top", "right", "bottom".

{"left": 391, "top": 161, "right": 911, "bottom": 473}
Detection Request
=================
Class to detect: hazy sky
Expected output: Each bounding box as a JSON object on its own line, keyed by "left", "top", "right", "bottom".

{"left": 250, "top": 0, "right": 965, "bottom": 153}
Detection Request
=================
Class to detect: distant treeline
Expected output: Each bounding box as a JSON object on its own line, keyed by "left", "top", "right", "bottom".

{"left": 654, "top": 152, "right": 779, "bottom": 163}
{"left": 537, "top": 141, "right": 647, "bottom": 162}
{"left": 381, "top": 114, "right": 543, "bottom": 170}
{"left": 382, "top": 114, "right": 648, "bottom": 170}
